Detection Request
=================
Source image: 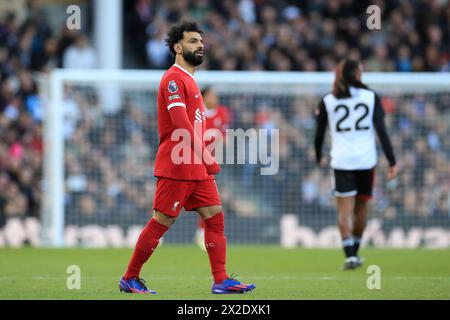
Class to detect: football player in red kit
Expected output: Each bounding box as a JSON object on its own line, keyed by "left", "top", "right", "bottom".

{"left": 195, "top": 87, "right": 230, "bottom": 251}
{"left": 203, "top": 87, "right": 230, "bottom": 137}
{"left": 119, "top": 21, "right": 255, "bottom": 294}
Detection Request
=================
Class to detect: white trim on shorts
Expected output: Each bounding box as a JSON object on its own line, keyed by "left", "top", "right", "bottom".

{"left": 330, "top": 169, "right": 357, "bottom": 197}
{"left": 333, "top": 190, "right": 358, "bottom": 197}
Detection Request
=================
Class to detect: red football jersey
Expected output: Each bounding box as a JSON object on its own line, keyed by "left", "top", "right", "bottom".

{"left": 205, "top": 105, "right": 230, "bottom": 134}
{"left": 204, "top": 105, "right": 230, "bottom": 148}
{"left": 154, "top": 64, "right": 212, "bottom": 180}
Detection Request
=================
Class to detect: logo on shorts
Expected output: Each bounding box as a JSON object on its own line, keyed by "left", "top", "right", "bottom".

{"left": 171, "top": 201, "right": 180, "bottom": 211}
{"left": 168, "top": 80, "right": 178, "bottom": 93}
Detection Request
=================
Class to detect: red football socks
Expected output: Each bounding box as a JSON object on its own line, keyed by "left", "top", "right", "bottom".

{"left": 123, "top": 218, "right": 168, "bottom": 280}
{"left": 204, "top": 212, "right": 228, "bottom": 284}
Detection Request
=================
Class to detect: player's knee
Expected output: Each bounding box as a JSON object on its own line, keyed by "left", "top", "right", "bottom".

{"left": 210, "top": 205, "right": 223, "bottom": 216}
{"left": 153, "top": 210, "right": 177, "bottom": 227}
{"left": 197, "top": 205, "right": 222, "bottom": 220}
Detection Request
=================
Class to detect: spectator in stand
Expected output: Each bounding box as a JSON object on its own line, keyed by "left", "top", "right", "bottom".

{"left": 63, "top": 34, "right": 97, "bottom": 69}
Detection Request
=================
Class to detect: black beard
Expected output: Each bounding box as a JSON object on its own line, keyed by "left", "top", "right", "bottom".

{"left": 183, "top": 50, "right": 203, "bottom": 66}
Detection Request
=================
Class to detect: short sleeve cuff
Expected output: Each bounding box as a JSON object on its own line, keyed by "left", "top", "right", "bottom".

{"left": 167, "top": 102, "right": 186, "bottom": 110}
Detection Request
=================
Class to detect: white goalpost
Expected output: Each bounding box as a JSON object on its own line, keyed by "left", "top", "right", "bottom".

{"left": 39, "top": 70, "right": 450, "bottom": 248}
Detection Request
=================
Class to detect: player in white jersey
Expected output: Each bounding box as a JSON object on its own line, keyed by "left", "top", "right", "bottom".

{"left": 314, "top": 59, "right": 398, "bottom": 270}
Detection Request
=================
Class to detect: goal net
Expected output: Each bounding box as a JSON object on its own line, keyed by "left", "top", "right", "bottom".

{"left": 38, "top": 70, "right": 450, "bottom": 248}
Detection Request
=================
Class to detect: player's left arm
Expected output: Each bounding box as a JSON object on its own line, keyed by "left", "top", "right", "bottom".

{"left": 163, "top": 76, "right": 220, "bottom": 174}
{"left": 373, "top": 93, "right": 398, "bottom": 178}
{"left": 169, "top": 106, "right": 220, "bottom": 174}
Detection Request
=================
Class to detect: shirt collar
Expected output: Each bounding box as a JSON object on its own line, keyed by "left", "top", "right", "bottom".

{"left": 173, "top": 63, "right": 195, "bottom": 79}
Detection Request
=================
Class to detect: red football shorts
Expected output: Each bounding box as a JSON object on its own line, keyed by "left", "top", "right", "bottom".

{"left": 153, "top": 178, "right": 222, "bottom": 217}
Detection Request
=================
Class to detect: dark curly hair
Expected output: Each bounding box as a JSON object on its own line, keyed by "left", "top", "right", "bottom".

{"left": 165, "top": 21, "right": 203, "bottom": 57}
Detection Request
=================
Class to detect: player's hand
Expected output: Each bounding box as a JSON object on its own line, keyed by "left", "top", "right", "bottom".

{"left": 205, "top": 161, "right": 221, "bottom": 175}
{"left": 387, "top": 164, "right": 398, "bottom": 181}
{"left": 318, "top": 157, "right": 327, "bottom": 167}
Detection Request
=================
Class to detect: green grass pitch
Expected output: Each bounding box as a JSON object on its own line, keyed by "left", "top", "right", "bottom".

{"left": 1, "top": 246, "right": 449, "bottom": 299}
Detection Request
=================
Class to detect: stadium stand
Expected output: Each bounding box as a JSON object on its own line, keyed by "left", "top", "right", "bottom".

{"left": 125, "top": 0, "right": 450, "bottom": 72}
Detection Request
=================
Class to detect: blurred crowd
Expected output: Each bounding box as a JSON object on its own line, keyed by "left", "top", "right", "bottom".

{"left": 0, "top": 2, "right": 97, "bottom": 226}
{"left": 56, "top": 85, "right": 450, "bottom": 225}
{"left": 127, "top": 0, "right": 450, "bottom": 72}
{"left": 1, "top": 0, "right": 450, "bottom": 229}
{"left": 222, "top": 91, "right": 450, "bottom": 220}
{"left": 63, "top": 90, "right": 154, "bottom": 225}
{"left": 0, "top": 8, "right": 45, "bottom": 226}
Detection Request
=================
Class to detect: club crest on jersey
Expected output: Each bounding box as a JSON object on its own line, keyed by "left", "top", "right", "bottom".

{"left": 168, "top": 80, "right": 178, "bottom": 93}
{"left": 195, "top": 108, "right": 206, "bottom": 122}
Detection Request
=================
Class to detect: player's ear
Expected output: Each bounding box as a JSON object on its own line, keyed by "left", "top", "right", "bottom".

{"left": 174, "top": 43, "right": 182, "bottom": 54}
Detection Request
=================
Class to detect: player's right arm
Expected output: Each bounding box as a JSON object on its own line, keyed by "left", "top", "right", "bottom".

{"left": 163, "top": 76, "right": 220, "bottom": 174}
{"left": 314, "top": 98, "right": 328, "bottom": 165}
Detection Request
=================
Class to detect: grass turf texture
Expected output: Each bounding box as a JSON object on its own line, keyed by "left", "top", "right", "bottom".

{"left": 1, "top": 246, "right": 449, "bottom": 300}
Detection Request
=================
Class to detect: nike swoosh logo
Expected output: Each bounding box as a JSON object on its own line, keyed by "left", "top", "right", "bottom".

{"left": 195, "top": 93, "right": 200, "bottom": 98}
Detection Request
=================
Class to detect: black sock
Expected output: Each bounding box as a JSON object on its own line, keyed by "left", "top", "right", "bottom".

{"left": 342, "top": 237, "right": 355, "bottom": 258}
{"left": 353, "top": 237, "right": 361, "bottom": 256}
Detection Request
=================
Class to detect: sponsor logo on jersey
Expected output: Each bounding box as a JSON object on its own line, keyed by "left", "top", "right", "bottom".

{"left": 168, "top": 94, "right": 181, "bottom": 101}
